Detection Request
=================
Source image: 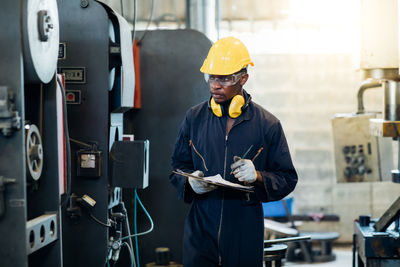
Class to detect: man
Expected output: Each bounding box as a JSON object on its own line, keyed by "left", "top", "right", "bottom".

{"left": 170, "top": 36, "right": 298, "bottom": 267}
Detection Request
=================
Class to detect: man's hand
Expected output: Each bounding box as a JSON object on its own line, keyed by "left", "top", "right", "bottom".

{"left": 230, "top": 156, "right": 257, "bottom": 183}
{"left": 188, "top": 170, "right": 217, "bottom": 194}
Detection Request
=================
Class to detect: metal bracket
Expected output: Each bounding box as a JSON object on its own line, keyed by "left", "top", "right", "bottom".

{"left": 0, "top": 86, "right": 21, "bottom": 137}
{"left": 26, "top": 213, "right": 58, "bottom": 254}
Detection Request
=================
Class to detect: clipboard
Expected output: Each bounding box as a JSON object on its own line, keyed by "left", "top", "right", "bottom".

{"left": 173, "top": 170, "right": 254, "bottom": 193}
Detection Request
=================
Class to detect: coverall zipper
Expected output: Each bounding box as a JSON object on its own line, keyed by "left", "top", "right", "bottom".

{"left": 217, "top": 134, "right": 228, "bottom": 266}
{"left": 217, "top": 118, "right": 247, "bottom": 266}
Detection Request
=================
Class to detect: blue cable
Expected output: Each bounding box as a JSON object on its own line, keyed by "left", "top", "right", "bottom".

{"left": 107, "top": 188, "right": 153, "bottom": 267}
{"left": 114, "top": 190, "right": 154, "bottom": 266}
{"left": 134, "top": 189, "right": 139, "bottom": 267}
{"left": 133, "top": 190, "right": 154, "bottom": 237}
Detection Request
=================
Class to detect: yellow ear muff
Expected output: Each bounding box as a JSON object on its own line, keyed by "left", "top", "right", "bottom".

{"left": 228, "top": 95, "right": 245, "bottom": 118}
{"left": 210, "top": 97, "right": 223, "bottom": 117}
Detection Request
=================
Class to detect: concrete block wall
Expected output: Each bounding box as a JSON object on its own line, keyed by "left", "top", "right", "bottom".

{"left": 245, "top": 53, "right": 400, "bottom": 242}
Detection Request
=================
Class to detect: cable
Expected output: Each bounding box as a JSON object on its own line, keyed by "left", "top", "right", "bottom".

{"left": 132, "top": 189, "right": 154, "bottom": 237}
{"left": 89, "top": 212, "right": 111, "bottom": 227}
{"left": 105, "top": 190, "right": 153, "bottom": 267}
{"left": 123, "top": 242, "right": 136, "bottom": 267}
{"left": 138, "top": 0, "right": 155, "bottom": 44}
{"left": 134, "top": 189, "right": 139, "bottom": 267}
{"left": 70, "top": 138, "right": 93, "bottom": 148}
{"left": 122, "top": 202, "right": 135, "bottom": 264}
{"left": 57, "top": 77, "right": 72, "bottom": 208}
{"left": 116, "top": 190, "right": 154, "bottom": 267}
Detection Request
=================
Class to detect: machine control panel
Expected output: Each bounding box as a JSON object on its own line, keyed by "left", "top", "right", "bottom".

{"left": 332, "top": 113, "right": 393, "bottom": 182}
{"left": 341, "top": 143, "right": 372, "bottom": 180}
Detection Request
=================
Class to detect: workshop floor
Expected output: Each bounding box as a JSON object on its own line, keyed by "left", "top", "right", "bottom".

{"left": 282, "top": 246, "right": 353, "bottom": 266}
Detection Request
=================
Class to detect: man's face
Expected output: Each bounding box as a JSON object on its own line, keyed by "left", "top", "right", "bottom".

{"left": 208, "top": 73, "right": 249, "bottom": 104}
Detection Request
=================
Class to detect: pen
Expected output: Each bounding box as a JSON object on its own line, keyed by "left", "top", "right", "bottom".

{"left": 241, "top": 145, "right": 254, "bottom": 160}
{"left": 230, "top": 145, "right": 254, "bottom": 175}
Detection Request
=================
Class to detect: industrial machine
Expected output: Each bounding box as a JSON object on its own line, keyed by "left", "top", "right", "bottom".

{"left": 354, "top": 198, "right": 400, "bottom": 267}
{"left": 57, "top": 0, "right": 144, "bottom": 266}
{"left": 341, "top": 0, "right": 400, "bottom": 266}
{"left": 0, "top": 0, "right": 149, "bottom": 266}
{"left": 0, "top": 0, "right": 214, "bottom": 265}
{"left": 0, "top": 0, "right": 63, "bottom": 266}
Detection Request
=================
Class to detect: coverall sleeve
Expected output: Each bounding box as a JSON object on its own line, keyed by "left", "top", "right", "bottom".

{"left": 169, "top": 113, "right": 196, "bottom": 203}
{"left": 255, "top": 122, "right": 298, "bottom": 202}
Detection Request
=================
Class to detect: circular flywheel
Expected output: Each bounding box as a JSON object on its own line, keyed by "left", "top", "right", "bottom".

{"left": 26, "top": 124, "right": 43, "bottom": 180}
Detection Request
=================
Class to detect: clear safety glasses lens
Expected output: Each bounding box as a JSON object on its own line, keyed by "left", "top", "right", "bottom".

{"left": 204, "top": 72, "right": 244, "bottom": 87}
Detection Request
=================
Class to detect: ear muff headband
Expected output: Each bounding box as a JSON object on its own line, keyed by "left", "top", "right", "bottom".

{"left": 209, "top": 94, "right": 250, "bottom": 118}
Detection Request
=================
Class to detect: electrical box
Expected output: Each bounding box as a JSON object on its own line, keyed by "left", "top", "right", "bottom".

{"left": 77, "top": 149, "right": 102, "bottom": 177}
{"left": 332, "top": 113, "right": 393, "bottom": 182}
{"left": 110, "top": 140, "right": 149, "bottom": 188}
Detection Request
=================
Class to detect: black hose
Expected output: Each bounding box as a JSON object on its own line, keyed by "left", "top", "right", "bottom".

{"left": 352, "top": 233, "right": 356, "bottom": 267}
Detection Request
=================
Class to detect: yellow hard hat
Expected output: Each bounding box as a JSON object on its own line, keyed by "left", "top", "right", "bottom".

{"left": 200, "top": 36, "right": 254, "bottom": 75}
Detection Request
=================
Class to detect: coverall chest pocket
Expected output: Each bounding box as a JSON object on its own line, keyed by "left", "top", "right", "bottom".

{"left": 189, "top": 139, "right": 209, "bottom": 172}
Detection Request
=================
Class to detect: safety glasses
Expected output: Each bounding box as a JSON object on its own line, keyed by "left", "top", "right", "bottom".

{"left": 204, "top": 72, "right": 245, "bottom": 87}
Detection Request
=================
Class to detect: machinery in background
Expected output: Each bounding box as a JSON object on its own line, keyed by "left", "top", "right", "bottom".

{"left": 57, "top": 0, "right": 149, "bottom": 266}
{"left": 0, "top": 0, "right": 63, "bottom": 266}
{"left": 0, "top": 0, "right": 150, "bottom": 266}
{"left": 354, "top": 197, "right": 400, "bottom": 267}
{"left": 346, "top": 0, "right": 400, "bottom": 266}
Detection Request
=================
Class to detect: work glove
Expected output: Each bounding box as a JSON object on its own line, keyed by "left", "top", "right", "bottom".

{"left": 188, "top": 170, "right": 217, "bottom": 194}
{"left": 230, "top": 156, "right": 257, "bottom": 183}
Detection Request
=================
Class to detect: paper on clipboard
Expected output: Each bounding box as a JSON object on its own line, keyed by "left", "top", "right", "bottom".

{"left": 204, "top": 174, "right": 254, "bottom": 190}
{"left": 173, "top": 170, "right": 254, "bottom": 192}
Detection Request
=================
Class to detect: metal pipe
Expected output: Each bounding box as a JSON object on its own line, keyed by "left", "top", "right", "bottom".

{"left": 356, "top": 80, "right": 382, "bottom": 114}
{"left": 189, "top": 0, "right": 216, "bottom": 41}
{"left": 352, "top": 233, "right": 356, "bottom": 267}
{"left": 216, "top": 0, "right": 220, "bottom": 40}
{"left": 383, "top": 80, "right": 400, "bottom": 121}
{"left": 398, "top": 139, "right": 400, "bottom": 168}
{"left": 186, "top": 0, "right": 191, "bottom": 29}
{"left": 264, "top": 235, "right": 311, "bottom": 245}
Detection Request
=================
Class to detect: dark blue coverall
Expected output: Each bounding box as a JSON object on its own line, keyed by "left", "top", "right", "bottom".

{"left": 170, "top": 91, "right": 298, "bottom": 267}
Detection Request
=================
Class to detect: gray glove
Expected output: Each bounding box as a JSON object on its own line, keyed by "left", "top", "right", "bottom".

{"left": 231, "top": 156, "right": 257, "bottom": 183}
{"left": 188, "top": 170, "right": 217, "bottom": 194}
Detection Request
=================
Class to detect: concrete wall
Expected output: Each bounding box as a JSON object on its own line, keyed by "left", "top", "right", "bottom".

{"left": 245, "top": 53, "right": 400, "bottom": 242}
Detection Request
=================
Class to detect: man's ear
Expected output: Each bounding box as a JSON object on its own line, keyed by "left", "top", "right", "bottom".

{"left": 239, "top": 73, "right": 249, "bottom": 86}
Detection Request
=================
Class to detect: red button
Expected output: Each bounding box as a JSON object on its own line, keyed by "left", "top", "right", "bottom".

{"left": 67, "top": 93, "right": 75, "bottom": 101}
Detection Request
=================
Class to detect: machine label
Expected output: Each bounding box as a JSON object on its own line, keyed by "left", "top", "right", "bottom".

{"left": 9, "top": 199, "right": 25, "bottom": 207}
{"left": 65, "top": 90, "right": 81, "bottom": 105}
{"left": 58, "top": 42, "right": 66, "bottom": 59}
{"left": 58, "top": 67, "right": 86, "bottom": 83}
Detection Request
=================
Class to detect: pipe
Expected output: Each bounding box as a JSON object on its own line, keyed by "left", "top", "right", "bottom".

{"left": 356, "top": 80, "right": 382, "bottom": 114}
{"left": 186, "top": 0, "right": 191, "bottom": 29}
{"left": 264, "top": 235, "right": 311, "bottom": 245}
{"left": 352, "top": 233, "right": 356, "bottom": 267}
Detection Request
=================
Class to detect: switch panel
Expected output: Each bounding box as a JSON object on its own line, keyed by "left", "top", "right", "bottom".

{"left": 332, "top": 113, "right": 393, "bottom": 182}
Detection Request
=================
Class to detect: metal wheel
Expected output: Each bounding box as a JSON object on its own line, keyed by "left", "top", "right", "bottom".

{"left": 26, "top": 124, "right": 43, "bottom": 180}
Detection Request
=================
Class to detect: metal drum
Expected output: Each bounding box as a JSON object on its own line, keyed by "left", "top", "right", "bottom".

{"left": 22, "top": 0, "right": 59, "bottom": 84}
